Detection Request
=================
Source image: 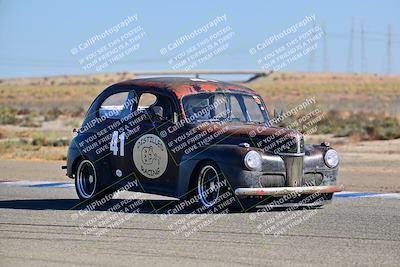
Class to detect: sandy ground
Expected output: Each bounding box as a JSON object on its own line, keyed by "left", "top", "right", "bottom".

{"left": 0, "top": 138, "right": 399, "bottom": 193}
{"left": 335, "top": 139, "right": 400, "bottom": 193}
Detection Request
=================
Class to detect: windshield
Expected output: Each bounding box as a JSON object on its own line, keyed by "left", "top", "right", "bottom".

{"left": 182, "top": 93, "right": 270, "bottom": 124}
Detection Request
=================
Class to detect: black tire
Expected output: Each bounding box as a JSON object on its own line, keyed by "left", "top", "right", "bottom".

{"left": 324, "top": 193, "right": 334, "bottom": 200}
{"left": 74, "top": 159, "right": 114, "bottom": 203}
{"left": 190, "top": 161, "right": 233, "bottom": 211}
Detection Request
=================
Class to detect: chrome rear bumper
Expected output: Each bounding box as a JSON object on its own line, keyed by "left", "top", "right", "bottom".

{"left": 235, "top": 185, "right": 344, "bottom": 196}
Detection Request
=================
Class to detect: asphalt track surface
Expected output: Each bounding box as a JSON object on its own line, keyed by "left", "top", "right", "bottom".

{"left": 0, "top": 183, "right": 399, "bottom": 267}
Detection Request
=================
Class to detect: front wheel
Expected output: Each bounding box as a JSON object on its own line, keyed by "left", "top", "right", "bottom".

{"left": 193, "top": 161, "right": 236, "bottom": 210}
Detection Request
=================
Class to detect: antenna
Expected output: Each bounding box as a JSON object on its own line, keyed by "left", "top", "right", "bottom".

{"left": 347, "top": 19, "right": 355, "bottom": 73}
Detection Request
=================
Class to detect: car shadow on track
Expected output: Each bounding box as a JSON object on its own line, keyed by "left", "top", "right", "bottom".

{"left": 0, "top": 199, "right": 183, "bottom": 213}
{"left": 0, "top": 198, "right": 229, "bottom": 214}
{"left": 0, "top": 198, "right": 318, "bottom": 214}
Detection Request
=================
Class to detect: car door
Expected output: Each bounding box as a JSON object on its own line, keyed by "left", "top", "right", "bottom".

{"left": 96, "top": 90, "right": 137, "bottom": 187}
{"left": 117, "top": 89, "right": 182, "bottom": 196}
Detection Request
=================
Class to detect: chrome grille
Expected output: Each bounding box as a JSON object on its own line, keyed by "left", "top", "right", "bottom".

{"left": 282, "top": 156, "right": 304, "bottom": 187}
{"left": 259, "top": 174, "right": 286, "bottom": 187}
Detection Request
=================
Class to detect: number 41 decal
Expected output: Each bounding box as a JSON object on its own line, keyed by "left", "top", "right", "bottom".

{"left": 110, "top": 131, "right": 125, "bottom": 156}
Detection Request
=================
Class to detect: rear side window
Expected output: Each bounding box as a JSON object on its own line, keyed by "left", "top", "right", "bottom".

{"left": 99, "top": 92, "right": 130, "bottom": 119}
{"left": 134, "top": 92, "right": 175, "bottom": 120}
{"left": 138, "top": 93, "right": 157, "bottom": 108}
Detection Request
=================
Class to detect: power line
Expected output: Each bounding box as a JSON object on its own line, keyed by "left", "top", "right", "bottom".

{"left": 360, "top": 23, "right": 368, "bottom": 73}
{"left": 308, "top": 20, "right": 317, "bottom": 72}
{"left": 386, "top": 24, "right": 392, "bottom": 74}
{"left": 322, "top": 24, "right": 328, "bottom": 72}
{"left": 346, "top": 19, "right": 355, "bottom": 73}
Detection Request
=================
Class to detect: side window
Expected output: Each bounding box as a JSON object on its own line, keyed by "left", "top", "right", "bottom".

{"left": 99, "top": 92, "right": 130, "bottom": 119}
{"left": 229, "top": 95, "right": 245, "bottom": 121}
{"left": 136, "top": 92, "right": 175, "bottom": 120}
{"left": 138, "top": 93, "right": 157, "bottom": 109}
{"left": 183, "top": 94, "right": 211, "bottom": 120}
{"left": 243, "top": 95, "right": 264, "bottom": 122}
{"left": 213, "top": 94, "right": 228, "bottom": 118}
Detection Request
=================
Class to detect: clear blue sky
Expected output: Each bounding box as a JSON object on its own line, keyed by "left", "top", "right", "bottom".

{"left": 0, "top": 0, "right": 399, "bottom": 78}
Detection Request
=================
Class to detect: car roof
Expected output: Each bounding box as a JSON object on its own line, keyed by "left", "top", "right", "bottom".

{"left": 113, "top": 77, "right": 257, "bottom": 99}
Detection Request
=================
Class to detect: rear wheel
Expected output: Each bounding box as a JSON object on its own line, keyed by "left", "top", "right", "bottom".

{"left": 75, "top": 159, "right": 114, "bottom": 202}
{"left": 75, "top": 159, "right": 97, "bottom": 200}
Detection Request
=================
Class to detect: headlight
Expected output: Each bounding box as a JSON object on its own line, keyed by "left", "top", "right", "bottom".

{"left": 324, "top": 149, "right": 339, "bottom": 168}
{"left": 244, "top": 151, "right": 262, "bottom": 170}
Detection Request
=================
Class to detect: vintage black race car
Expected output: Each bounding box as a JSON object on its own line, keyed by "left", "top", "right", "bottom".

{"left": 64, "top": 77, "right": 342, "bottom": 210}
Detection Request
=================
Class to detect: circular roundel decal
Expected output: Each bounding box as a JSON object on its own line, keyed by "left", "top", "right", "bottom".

{"left": 133, "top": 134, "right": 168, "bottom": 179}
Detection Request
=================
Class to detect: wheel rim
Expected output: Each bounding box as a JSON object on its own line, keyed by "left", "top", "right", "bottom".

{"left": 197, "top": 165, "right": 220, "bottom": 207}
{"left": 76, "top": 160, "right": 96, "bottom": 199}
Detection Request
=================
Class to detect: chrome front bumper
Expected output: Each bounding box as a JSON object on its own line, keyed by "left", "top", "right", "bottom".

{"left": 235, "top": 185, "right": 344, "bottom": 197}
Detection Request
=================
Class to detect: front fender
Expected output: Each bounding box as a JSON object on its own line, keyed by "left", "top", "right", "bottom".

{"left": 304, "top": 144, "right": 339, "bottom": 186}
{"left": 176, "top": 144, "right": 249, "bottom": 198}
{"left": 175, "top": 144, "right": 339, "bottom": 198}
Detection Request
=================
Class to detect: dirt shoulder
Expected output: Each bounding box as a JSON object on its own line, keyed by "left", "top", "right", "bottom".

{"left": 336, "top": 138, "right": 400, "bottom": 193}
{"left": 0, "top": 159, "right": 67, "bottom": 182}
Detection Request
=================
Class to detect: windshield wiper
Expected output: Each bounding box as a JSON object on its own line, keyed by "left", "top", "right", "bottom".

{"left": 197, "top": 118, "right": 223, "bottom": 122}
{"left": 245, "top": 121, "right": 264, "bottom": 125}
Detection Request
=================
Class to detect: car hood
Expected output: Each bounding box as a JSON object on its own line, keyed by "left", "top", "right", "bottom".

{"left": 194, "top": 122, "right": 304, "bottom": 154}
